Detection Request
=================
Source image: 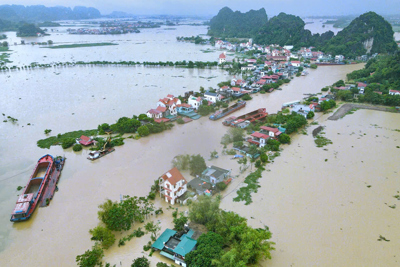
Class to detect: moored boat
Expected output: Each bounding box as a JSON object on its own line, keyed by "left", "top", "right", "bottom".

{"left": 11, "top": 154, "right": 54, "bottom": 222}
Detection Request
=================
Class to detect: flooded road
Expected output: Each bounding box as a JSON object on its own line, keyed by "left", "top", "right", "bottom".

{"left": 2, "top": 22, "right": 398, "bottom": 267}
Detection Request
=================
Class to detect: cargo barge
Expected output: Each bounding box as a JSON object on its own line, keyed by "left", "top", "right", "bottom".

{"left": 209, "top": 101, "right": 246, "bottom": 121}
{"left": 10, "top": 154, "right": 65, "bottom": 222}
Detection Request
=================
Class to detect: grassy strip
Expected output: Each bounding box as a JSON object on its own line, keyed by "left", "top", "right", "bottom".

{"left": 46, "top": 43, "right": 118, "bottom": 49}
{"left": 0, "top": 47, "right": 9, "bottom": 52}
{"left": 233, "top": 168, "right": 263, "bottom": 205}
{"left": 37, "top": 129, "right": 98, "bottom": 149}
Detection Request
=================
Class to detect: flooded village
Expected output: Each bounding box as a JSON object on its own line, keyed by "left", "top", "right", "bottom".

{"left": 1, "top": 6, "right": 400, "bottom": 267}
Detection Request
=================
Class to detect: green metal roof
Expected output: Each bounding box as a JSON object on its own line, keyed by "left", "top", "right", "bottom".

{"left": 160, "top": 251, "right": 175, "bottom": 260}
{"left": 152, "top": 228, "right": 176, "bottom": 250}
{"left": 172, "top": 234, "right": 197, "bottom": 257}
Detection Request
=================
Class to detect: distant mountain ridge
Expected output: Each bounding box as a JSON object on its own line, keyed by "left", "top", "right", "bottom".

{"left": 208, "top": 8, "right": 398, "bottom": 58}
{"left": 0, "top": 4, "right": 101, "bottom": 22}
{"left": 208, "top": 7, "right": 268, "bottom": 38}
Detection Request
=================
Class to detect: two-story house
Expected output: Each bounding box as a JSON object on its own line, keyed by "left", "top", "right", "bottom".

{"left": 187, "top": 95, "right": 203, "bottom": 110}
{"left": 204, "top": 91, "right": 222, "bottom": 103}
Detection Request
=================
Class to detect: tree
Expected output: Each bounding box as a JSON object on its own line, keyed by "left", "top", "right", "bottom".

{"left": 73, "top": 144, "right": 83, "bottom": 152}
{"left": 137, "top": 125, "right": 150, "bottom": 136}
{"left": 172, "top": 154, "right": 191, "bottom": 170}
{"left": 188, "top": 61, "right": 194, "bottom": 68}
{"left": 216, "top": 182, "right": 227, "bottom": 191}
{"left": 2, "top": 41, "right": 8, "bottom": 47}
{"left": 278, "top": 133, "right": 291, "bottom": 144}
{"left": 189, "top": 154, "right": 207, "bottom": 176}
{"left": 144, "top": 221, "right": 161, "bottom": 240}
{"left": 76, "top": 243, "right": 104, "bottom": 267}
{"left": 173, "top": 212, "right": 188, "bottom": 231}
{"left": 229, "top": 127, "right": 244, "bottom": 142}
{"left": 89, "top": 226, "right": 116, "bottom": 249}
{"left": 199, "top": 86, "right": 205, "bottom": 94}
{"left": 98, "top": 123, "right": 110, "bottom": 134}
{"left": 62, "top": 137, "right": 76, "bottom": 149}
{"left": 220, "top": 134, "right": 232, "bottom": 146}
{"left": 185, "top": 232, "right": 224, "bottom": 267}
{"left": 306, "top": 111, "right": 315, "bottom": 119}
{"left": 47, "top": 40, "right": 53, "bottom": 45}
{"left": 131, "top": 256, "right": 150, "bottom": 267}
{"left": 260, "top": 153, "right": 268, "bottom": 163}
{"left": 97, "top": 196, "right": 142, "bottom": 231}
{"left": 189, "top": 195, "right": 221, "bottom": 229}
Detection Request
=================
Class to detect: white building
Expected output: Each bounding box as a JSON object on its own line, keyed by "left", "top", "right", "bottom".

{"left": 147, "top": 109, "right": 162, "bottom": 119}
{"left": 159, "top": 167, "right": 187, "bottom": 205}
{"left": 389, "top": 89, "right": 400, "bottom": 95}
{"left": 204, "top": 91, "right": 222, "bottom": 103}
{"left": 219, "top": 52, "right": 226, "bottom": 64}
{"left": 188, "top": 95, "right": 203, "bottom": 110}
{"left": 157, "top": 94, "right": 181, "bottom": 116}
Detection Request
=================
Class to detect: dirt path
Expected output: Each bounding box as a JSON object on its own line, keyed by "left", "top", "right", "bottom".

{"left": 328, "top": 103, "right": 397, "bottom": 120}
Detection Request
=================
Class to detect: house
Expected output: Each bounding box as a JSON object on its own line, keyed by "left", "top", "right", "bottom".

{"left": 357, "top": 82, "right": 367, "bottom": 94}
{"left": 389, "top": 89, "right": 400, "bottom": 95}
{"left": 204, "top": 91, "right": 221, "bottom": 103}
{"left": 187, "top": 95, "right": 203, "bottom": 110}
{"left": 248, "top": 132, "right": 270, "bottom": 148}
{"left": 335, "top": 55, "right": 345, "bottom": 62}
{"left": 259, "top": 126, "right": 282, "bottom": 138}
{"left": 201, "top": 166, "right": 231, "bottom": 184}
{"left": 219, "top": 53, "right": 226, "bottom": 64}
{"left": 188, "top": 177, "right": 213, "bottom": 196}
{"left": 152, "top": 228, "right": 197, "bottom": 267}
{"left": 292, "top": 104, "right": 314, "bottom": 118}
{"left": 77, "top": 135, "right": 93, "bottom": 146}
{"left": 290, "top": 61, "right": 301, "bottom": 67}
{"left": 157, "top": 95, "right": 181, "bottom": 116}
{"left": 159, "top": 167, "right": 187, "bottom": 205}
{"left": 147, "top": 109, "right": 163, "bottom": 119}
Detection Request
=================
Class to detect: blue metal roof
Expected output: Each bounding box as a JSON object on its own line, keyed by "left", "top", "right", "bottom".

{"left": 152, "top": 228, "right": 176, "bottom": 250}
{"left": 172, "top": 234, "right": 197, "bottom": 257}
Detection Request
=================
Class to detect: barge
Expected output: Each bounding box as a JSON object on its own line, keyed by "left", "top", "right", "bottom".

{"left": 209, "top": 101, "right": 246, "bottom": 121}
{"left": 223, "top": 108, "right": 268, "bottom": 126}
{"left": 10, "top": 154, "right": 62, "bottom": 222}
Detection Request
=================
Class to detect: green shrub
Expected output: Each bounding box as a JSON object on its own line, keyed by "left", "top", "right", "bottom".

{"left": 137, "top": 125, "right": 150, "bottom": 136}
{"left": 44, "top": 129, "right": 52, "bottom": 134}
{"left": 255, "top": 160, "right": 262, "bottom": 168}
{"left": 260, "top": 153, "right": 268, "bottom": 163}
{"left": 177, "top": 117, "right": 185, "bottom": 124}
{"left": 260, "top": 89, "right": 266, "bottom": 94}
{"left": 148, "top": 192, "right": 156, "bottom": 200}
{"left": 89, "top": 226, "right": 116, "bottom": 249}
{"left": 242, "top": 94, "right": 252, "bottom": 100}
{"left": 62, "top": 138, "right": 76, "bottom": 149}
{"left": 73, "top": 144, "right": 83, "bottom": 152}
{"left": 279, "top": 133, "right": 291, "bottom": 144}
{"left": 216, "top": 182, "right": 227, "bottom": 191}
{"left": 321, "top": 87, "right": 329, "bottom": 92}
{"left": 17, "top": 186, "right": 23, "bottom": 191}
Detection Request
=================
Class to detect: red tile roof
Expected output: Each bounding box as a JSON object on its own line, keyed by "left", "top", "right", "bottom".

{"left": 251, "top": 132, "right": 269, "bottom": 139}
{"left": 219, "top": 53, "right": 226, "bottom": 59}
{"left": 79, "top": 135, "right": 93, "bottom": 146}
{"left": 231, "top": 87, "right": 240, "bottom": 92}
{"left": 260, "top": 126, "right": 279, "bottom": 133}
{"left": 148, "top": 109, "right": 161, "bottom": 114}
{"left": 160, "top": 167, "right": 187, "bottom": 186}
{"left": 177, "top": 103, "right": 192, "bottom": 108}
{"left": 357, "top": 82, "right": 367, "bottom": 88}
{"left": 156, "top": 106, "right": 167, "bottom": 112}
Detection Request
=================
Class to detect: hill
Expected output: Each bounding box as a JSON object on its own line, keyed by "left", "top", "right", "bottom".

{"left": 323, "top": 12, "right": 397, "bottom": 58}
{"left": 207, "top": 7, "right": 268, "bottom": 38}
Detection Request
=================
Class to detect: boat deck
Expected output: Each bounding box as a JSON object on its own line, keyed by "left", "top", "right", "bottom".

{"left": 40, "top": 157, "right": 65, "bottom": 207}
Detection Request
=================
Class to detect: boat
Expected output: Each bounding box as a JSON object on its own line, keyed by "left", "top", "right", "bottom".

{"left": 301, "top": 71, "right": 308, "bottom": 76}
{"left": 87, "top": 147, "right": 115, "bottom": 160}
{"left": 227, "top": 108, "right": 268, "bottom": 127}
{"left": 11, "top": 154, "right": 55, "bottom": 222}
{"left": 209, "top": 101, "right": 246, "bottom": 121}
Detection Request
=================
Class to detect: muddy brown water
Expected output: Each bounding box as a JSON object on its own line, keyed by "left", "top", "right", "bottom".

{"left": 2, "top": 23, "right": 398, "bottom": 267}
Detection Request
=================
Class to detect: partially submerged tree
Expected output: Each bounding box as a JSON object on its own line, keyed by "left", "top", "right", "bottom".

{"left": 76, "top": 243, "right": 104, "bottom": 267}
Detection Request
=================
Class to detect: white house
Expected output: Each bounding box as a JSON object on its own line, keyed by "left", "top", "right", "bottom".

{"left": 147, "top": 109, "right": 162, "bottom": 119}
{"left": 159, "top": 167, "right": 187, "bottom": 205}
{"left": 335, "top": 55, "right": 345, "bottom": 62}
{"left": 291, "top": 61, "right": 301, "bottom": 67}
{"left": 188, "top": 95, "right": 203, "bottom": 110}
{"left": 357, "top": 82, "right": 367, "bottom": 94}
{"left": 204, "top": 91, "right": 222, "bottom": 103}
{"left": 248, "top": 132, "right": 270, "bottom": 148}
{"left": 389, "top": 89, "right": 400, "bottom": 95}
{"left": 260, "top": 126, "right": 282, "bottom": 138}
{"left": 157, "top": 95, "right": 181, "bottom": 116}
{"left": 219, "top": 52, "right": 226, "bottom": 64}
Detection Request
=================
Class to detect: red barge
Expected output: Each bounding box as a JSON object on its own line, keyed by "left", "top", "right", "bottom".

{"left": 10, "top": 154, "right": 64, "bottom": 222}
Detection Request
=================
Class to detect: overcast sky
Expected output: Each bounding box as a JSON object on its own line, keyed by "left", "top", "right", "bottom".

{"left": 0, "top": 0, "right": 399, "bottom": 17}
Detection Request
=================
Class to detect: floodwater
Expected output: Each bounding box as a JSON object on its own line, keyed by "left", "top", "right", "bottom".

{"left": 1, "top": 21, "right": 398, "bottom": 267}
